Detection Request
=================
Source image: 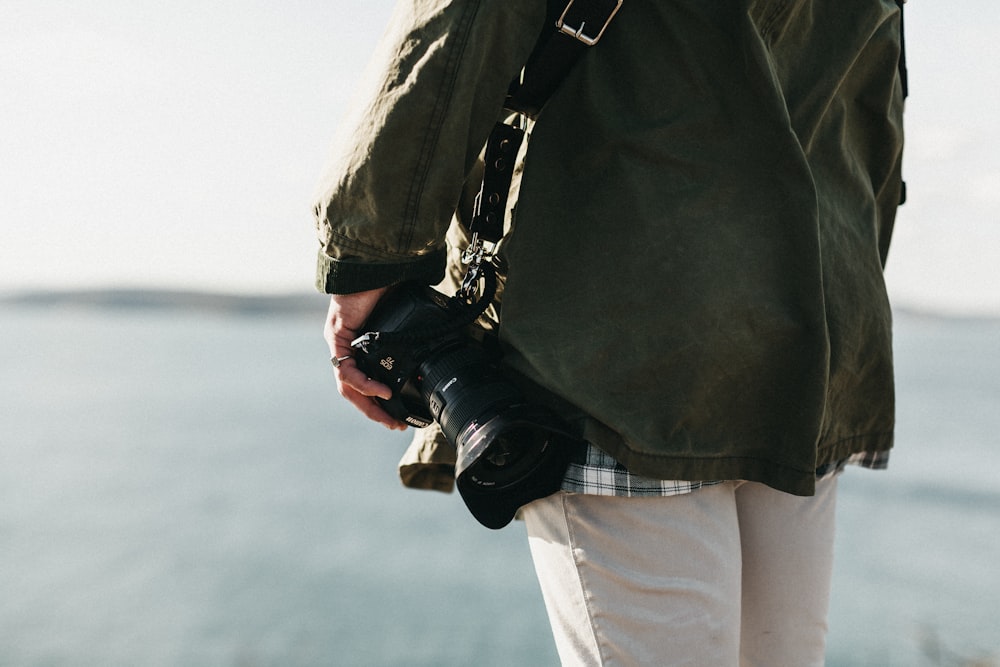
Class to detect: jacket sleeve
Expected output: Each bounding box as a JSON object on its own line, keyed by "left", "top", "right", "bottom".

{"left": 313, "top": 0, "right": 545, "bottom": 294}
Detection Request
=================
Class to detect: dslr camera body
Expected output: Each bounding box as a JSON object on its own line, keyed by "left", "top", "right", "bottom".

{"left": 350, "top": 281, "right": 578, "bottom": 529}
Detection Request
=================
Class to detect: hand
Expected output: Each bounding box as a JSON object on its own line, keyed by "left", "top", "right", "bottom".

{"left": 324, "top": 288, "right": 408, "bottom": 431}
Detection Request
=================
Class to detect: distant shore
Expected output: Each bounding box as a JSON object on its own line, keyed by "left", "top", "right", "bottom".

{"left": 0, "top": 287, "right": 328, "bottom": 317}
{"left": 2, "top": 287, "right": 997, "bottom": 322}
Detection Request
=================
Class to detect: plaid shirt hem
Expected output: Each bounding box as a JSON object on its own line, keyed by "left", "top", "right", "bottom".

{"left": 561, "top": 443, "right": 890, "bottom": 497}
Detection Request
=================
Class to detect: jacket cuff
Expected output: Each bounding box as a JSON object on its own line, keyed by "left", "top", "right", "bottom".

{"left": 315, "top": 248, "right": 448, "bottom": 295}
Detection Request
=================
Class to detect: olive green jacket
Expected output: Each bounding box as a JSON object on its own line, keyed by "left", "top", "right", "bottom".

{"left": 314, "top": 0, "right": 905, "bottom": 496}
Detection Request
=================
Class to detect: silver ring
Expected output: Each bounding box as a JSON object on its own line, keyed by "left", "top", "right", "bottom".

{"left": 330, "top": 354, "right": 352, "bottom": 368}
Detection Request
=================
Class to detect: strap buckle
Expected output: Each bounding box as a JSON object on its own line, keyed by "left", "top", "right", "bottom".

{"left": 556, "top": 0, "right": 623, "bottom": 46}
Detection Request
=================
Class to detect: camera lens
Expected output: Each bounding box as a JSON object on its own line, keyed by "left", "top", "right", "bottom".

{"left": 352, "top": 281, "right": 578, "bottom": 528}
{"left": 483, "top": 433, "right": 520, "bottom": 467}
{"left": 417, "top": 344, "right": 570, "bottom": 489}
{"left": 458, "top": 422, "right": 549, "bottom": 487}
{"left": 453, "top": 406, "right": 577, "bottom": 529}
{"left": 418, "top": 345, "right": 516, "bottom": 443}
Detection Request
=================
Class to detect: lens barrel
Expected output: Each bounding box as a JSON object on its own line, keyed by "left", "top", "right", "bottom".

{"left": 418, "top": 345, "right": 575, "bottom": 528}
{"left": 419, "top": 345, "right": 518, "bottom": 444}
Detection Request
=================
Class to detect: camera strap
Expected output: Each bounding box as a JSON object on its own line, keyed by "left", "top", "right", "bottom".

{"left": 459, "top": 0, "right": 623, "bottom": 299}
{"left": 507, "top": 0, "right": 624, "bottom": 119}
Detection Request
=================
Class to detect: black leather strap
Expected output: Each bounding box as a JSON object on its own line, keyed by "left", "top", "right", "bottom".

{"left": 506, "top": 0, "right": 623, "bottom": 118}
{"left": 467, "top": 1, "right": 623, "bottom": 242}
{"left": 468, "top": 122, "right": 525, "bottom": 243}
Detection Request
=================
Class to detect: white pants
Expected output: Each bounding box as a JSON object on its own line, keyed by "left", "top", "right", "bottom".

{"left": 522, "top": 477, "right": 838, "bottom": 666}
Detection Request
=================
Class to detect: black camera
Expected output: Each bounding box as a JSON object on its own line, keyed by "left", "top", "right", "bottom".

{"left": 350, "top": 282, "right": 578, "bottom": 529}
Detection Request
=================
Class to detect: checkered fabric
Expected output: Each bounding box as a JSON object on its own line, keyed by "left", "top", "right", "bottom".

{"left": 561, "top": 442, "right": 889, "bottom": 497}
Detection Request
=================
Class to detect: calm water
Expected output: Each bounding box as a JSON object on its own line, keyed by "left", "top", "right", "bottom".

{"left": 1, "top": 302, "right": 998, "bottom": 666}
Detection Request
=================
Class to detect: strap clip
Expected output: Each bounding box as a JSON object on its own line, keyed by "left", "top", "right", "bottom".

{"left": 459, "top": 233, "right": 489, "bottom": 299}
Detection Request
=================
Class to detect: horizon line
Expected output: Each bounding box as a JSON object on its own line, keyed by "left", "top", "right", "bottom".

{"left": 2, "top": 285, "right": 999, "bottom": 321}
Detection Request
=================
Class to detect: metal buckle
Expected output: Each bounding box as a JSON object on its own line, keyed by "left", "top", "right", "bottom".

{"left": 556, "top": 0, "right": 623, "bottom": 46}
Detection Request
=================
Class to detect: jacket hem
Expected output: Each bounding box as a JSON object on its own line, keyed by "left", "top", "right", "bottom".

{"left": 817, "top": 431, "right": 894, "bottom": 467}
{"left": 583, "top": 421, "right": 895, "bottom": 497}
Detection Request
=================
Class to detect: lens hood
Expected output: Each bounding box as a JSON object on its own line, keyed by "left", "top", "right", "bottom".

{"left": 455, "top": 408, "right": 578, "bottom": 529}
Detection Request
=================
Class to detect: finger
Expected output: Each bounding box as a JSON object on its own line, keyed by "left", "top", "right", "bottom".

{"left": 327, "top": 333, "right": 359, "bottom": 361}
{"left": 337, "top": 363, "right": 394, "bottom": 401}
{"left": 340, "top": 384, "right": 408, "bottom": 431}
{"left": 333, "top": 360, "right": 406, "bottom": 428}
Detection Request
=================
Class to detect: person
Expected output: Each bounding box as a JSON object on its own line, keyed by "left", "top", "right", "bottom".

{"left": 316, "top": 0, "right": 906, "bottom": 664}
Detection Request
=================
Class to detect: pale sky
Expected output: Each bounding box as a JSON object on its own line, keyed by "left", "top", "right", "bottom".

{"left": 2, "top": 1, "right": 998, "bottom": 315}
